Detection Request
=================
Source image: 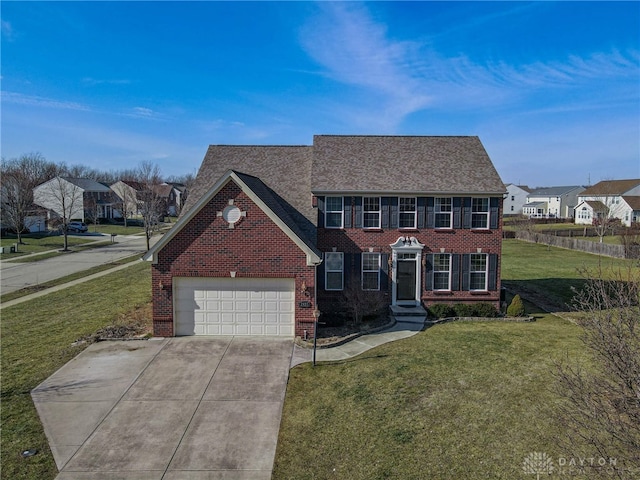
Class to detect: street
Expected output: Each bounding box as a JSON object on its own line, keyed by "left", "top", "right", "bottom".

{"left": 0, "top": 234, "right": 150, "bottom": 295}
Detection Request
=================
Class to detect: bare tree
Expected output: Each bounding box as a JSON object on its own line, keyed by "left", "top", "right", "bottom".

{"left": 137, "top": 161, "right": 163, "bottom": 250}
{"left": 341, "top": 278, "right": 388, "bottom": 326}
{"left": 1, "top": 153, "right": 58, "bottom": 243}
{"left": 110, "top": 181, "right": 139, "bottom": 228}
{"left": 555, "top": 266, "right": 640, "bottom": 478}
{"left": 33, "top": 177, "right": 83, "bottom": 251}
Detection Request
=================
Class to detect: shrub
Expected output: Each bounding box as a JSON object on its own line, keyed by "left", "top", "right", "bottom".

{"left": 452, "top": 303, "right": 474, "bottom": 317}
{"left": 474, "top": 303, "right": 499, "bottom": 318}
{"left": 428, "top": 304, "right": 455, "bottom": 319}
{"left": 507, "top": 294, "right": 526, "bottom": 317}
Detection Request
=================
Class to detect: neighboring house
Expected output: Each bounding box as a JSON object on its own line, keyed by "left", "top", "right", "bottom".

{"left": 574, "top": 179, "right": 640, "bottom": 227}
{"left": 504, "top": 184, "right": 531, "bottom": 216}
{"left": 110, "top": 180, "right": 144, "bottom": 218}
{"left": 33, "top": 177, "right": 115, "bottom": 223}
{"left": 522, "top": 186, "right": 585, "bottom": 219}
{"left": 167, "top": 183, "right": 188, "bottom": 216}
{"left": 144, "top": 135, "right": 506, "bottom": 339}
{"left": 154, "top": 183, "right": 183, "bottom": 216}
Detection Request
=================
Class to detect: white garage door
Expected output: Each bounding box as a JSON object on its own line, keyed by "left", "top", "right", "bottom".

{"left": 174, "top": 277, "right": 295, "bottom": 336}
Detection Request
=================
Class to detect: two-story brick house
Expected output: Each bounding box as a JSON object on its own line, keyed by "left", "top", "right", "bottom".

{"left": 144, "top": 135, "right": 506, "bottom": 338}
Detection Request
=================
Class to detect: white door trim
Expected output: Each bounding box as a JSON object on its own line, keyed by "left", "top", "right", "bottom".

{"left": 389, "top": 236, "right": 425, "bottom": 306}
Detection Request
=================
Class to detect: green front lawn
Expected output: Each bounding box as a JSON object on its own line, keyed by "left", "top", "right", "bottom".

{"left": 0, "top": 233, "right": 96, "bottom": 259}
{"left": 501, "top": 238, "right": 634, "bottom": 309}
{"left": 274, "top": 315, "right": 586, "bottom": 479}
{"left": 0, "top": 262, "right": 151, "bottom": 480}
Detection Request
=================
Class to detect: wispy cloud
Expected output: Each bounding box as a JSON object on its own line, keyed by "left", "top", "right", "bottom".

{"left": 82, "top": 77, "right": 131, "bottom": 86}
{"left": 1, "top": 20, "right": 15, "bottom": 41}
{"left": 1, "top": 91, "right": 91, "bottom": 112}
{"left": 299, "top": 3, "right": 431, "bottom": 129}
{"left": 299, "top": 4, "right": 640, "bottom": 127}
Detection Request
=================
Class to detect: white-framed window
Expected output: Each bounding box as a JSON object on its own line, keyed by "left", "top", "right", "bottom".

{"left": 325, "top": 196, "right": 343, "bottom": 228}
{"left": 435, "top": 197, "right": 453, "bottom": 229}
{"left": 363, "top": 197, "right": 381, "bottom": 229}
{"left": 399, "top": 197, "right": 416, "bottom": 229}
{"left": 433, "top": 253, "right": 451, "bottom": 291}
{"left": 469, "top": 253, "right": 488, "bottom": 291}
{"left": 362, "top": 252, "right": 380, "bottom": 290}
{"left": 471, "top": 198, "right": 489, "bottom": 229}
{"left": 325, "top": 252, "right": 343, "bottom": 290}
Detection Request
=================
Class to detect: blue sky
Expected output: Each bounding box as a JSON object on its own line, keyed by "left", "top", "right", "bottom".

{"left": 2, "top": 1, "right": 639, "bottom": 187}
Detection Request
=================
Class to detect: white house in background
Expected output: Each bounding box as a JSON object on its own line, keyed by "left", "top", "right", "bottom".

{"left": 33, "top": 177, "right": 115, "bottom": 223}
{"left": 504, "top": 184, "right": 531, "bottom": 216}
{"left": 574, "top": 179, "right": 640, "bottom": 227}
{"left": 522, "top": 186, "right": 585, "bottom": 219}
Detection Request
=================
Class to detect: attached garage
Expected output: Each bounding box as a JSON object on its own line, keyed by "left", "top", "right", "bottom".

{"left": 174, "top": 277, "right": 295, "bottom": 336}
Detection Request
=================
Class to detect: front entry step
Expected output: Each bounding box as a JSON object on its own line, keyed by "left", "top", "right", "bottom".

{"left": 390, "top": 304, "right": 428, "bottom": 317}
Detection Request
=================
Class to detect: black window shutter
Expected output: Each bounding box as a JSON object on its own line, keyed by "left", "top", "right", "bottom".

{"left": 318, "top": 196, "right": 325, "bottom": 228}
{"left": 317, "top": 256, "right": 325, "bottom": 290}
{"left": 343, "top": 253, "right": 351, "bottom": 289}
{"left": 451, "top": 254, "right": 460, "bottom": 291}
{"left": 390, "top": 199, "right": 399, "bottom": 229}
{"left": 424, "top": 253, "right": 434, "bottom": 291}
{"left": 381, "top": 197, "right": 391, "bottom": 229}
{"left": 380, "top": 253, "right": 389, "bottom": 291}
{"left": 488, "top": 253, "right": 498, "bottom": 290}
{"left": 462, "top": 254, "right": 470, "bottom": 291}
{"left": 417, "top": 197, "right": 426, "bottom": 228}
{"left": 352, "top": 253, "right": 362, "bottom": 289}
{"left": 354, "top": 197, "right": 363, "bottom": 228}
{"left": 462, "top": 197, "right": 472, "bottom": 229}
{"left": 344, "top": 196, "right": 352, "bottom": 228}
{"left": 490, "top": 197, "right": 500, "bottom": 229}
{"left": 453, "top": 197, "right": 462, "bottom": 229}
{"left": 426, "top": 197, "right": 435, "bottom": 228}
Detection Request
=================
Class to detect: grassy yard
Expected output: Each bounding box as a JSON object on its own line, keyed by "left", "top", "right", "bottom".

{"left": 0, "top": 233, "right": 97, "bottom": 260}
{"left": 273, "top": 241, "right": 638, "bottom": 479}
{"left": 274, "top": 315, "right": 586, "bottom": 479}
{"left": 501, "top": 238, "right": 635, "bottom": 310}
{"left": 0, "top": 262, "right": 151, "bottom": 480}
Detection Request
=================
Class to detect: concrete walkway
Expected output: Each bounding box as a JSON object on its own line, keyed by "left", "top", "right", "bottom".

{"left": 291, "top": 317, "right": 426, "bottom": 367}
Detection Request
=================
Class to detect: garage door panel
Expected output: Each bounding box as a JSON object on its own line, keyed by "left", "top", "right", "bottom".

{"left": 174, "top": 278, "right": 295, "bottom": 336}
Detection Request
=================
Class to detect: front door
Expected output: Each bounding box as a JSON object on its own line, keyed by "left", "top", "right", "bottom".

{"left": 397, "top": 259, "right": 416, "bottom": 302}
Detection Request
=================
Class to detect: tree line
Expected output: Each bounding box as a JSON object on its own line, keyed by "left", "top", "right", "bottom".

{"left": 1, "top": 152, "right": 195, "bottom": 249}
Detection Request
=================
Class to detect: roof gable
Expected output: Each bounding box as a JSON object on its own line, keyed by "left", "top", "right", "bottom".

{"left": 622, "top": 196, "right": 640, "bottom": 210}
{"left": 528, "top": 186, "right": 584, "bottom": 196}
{"left": 580, "top": 179, "right": 640, "bottom": 196}
{"left": 144, "top": 170, "right": 321, "bottom": 266}
{"left": 311, "top": 135, "right": 505, "bottom": 194}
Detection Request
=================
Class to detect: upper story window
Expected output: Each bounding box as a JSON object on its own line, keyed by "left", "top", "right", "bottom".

{"left": 363, "top": 197, "right": 381, "bottom": 229}
{"left": 362, "top": 252, "right": 380, "bottom": 290}
{"left": 399, "top": 197, "right": 416, "bottom": 229}
{"left": 471, "top": 198, "right": 489, "bottom": 229}
{"left": 325, "top": 252, "right": 343, "bottom": 290}
{"left": 433, "top": 253, "right": 451, "bottom": 291}
{"left": 469, "top": 253, "right": 488, "bottom": 291}
{"left": 435, "top": 197, "right": 453, "bottom": 229}
{"left": 325, "top": 196, "right": 343, "bottom": 228}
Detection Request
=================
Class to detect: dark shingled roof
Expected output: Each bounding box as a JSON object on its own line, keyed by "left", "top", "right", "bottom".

{"left": 234, "top": 171, "right": 320, "bottom": 258}
{"left": 63, "top": 177, "right": 111, "bottom": 192}
{"left": 623, "top": 196, "right": 640, "bottom": 210}
{"left": 581, "top": 179, "right": 640, "bottom": 196}
{"left": 183, "top": 146, "right": 313, "bottom": 224}
{"left": 528, "top": 186, "right": 584, "bottom": 196}
{"left": 182, "top": 136, "right": 505, "bottom": 232}
{"left": 311, "top": 135, "right": 505, "bottom": 194}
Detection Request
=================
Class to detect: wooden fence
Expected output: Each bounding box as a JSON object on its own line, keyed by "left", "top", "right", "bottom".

{"left": 513, "top": 231, "right": 640, "bottom": 259}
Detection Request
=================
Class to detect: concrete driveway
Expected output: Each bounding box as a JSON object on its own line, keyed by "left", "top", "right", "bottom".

{"left": 32, "top": 336, "right": 293, "bottom": 480}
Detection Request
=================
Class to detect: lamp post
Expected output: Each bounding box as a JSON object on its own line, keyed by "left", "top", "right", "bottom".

{"left": 312, "top": 308, "right": 321, "bottom": 367}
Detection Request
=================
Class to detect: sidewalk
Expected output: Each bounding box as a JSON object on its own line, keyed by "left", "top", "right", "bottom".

{"left": 290, "top": 317, "right": 426, "bottom": 367}
{"left": 0, "top": 261, "right": 141, "bottom": 309}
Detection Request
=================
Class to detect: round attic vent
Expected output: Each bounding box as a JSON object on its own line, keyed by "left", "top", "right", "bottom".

{"left": 222, "top": 205, "right": 242, "bottom": 225}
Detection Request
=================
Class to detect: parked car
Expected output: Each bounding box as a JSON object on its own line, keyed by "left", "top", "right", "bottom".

{"left": 67, "top": 221, "right": 88, "bottom": 233}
